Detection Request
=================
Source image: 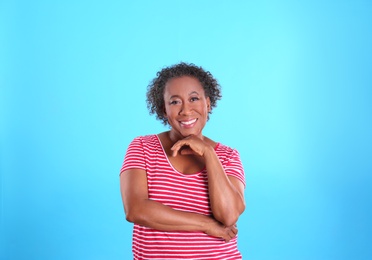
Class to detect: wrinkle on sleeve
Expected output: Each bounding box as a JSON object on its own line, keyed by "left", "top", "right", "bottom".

{"left": 120, "top": 136, "right": 146, "bottom": 175}
{"left": 225, "top": 149, "right": 246, "bottom": 187}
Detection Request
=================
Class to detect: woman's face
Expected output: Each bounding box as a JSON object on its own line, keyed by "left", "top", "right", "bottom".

{"left": 163, "top": 76, "right": 211, "bottom": 139}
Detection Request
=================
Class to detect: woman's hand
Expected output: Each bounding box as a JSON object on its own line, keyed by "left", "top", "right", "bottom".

{"left": 204, "top": 218, "right": 238, "bottom": 243}
{"left": 170, "top": 135, "right": 212, "bottom": 157}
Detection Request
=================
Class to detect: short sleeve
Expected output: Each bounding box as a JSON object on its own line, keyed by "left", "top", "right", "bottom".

{"left": 120, "top": 137, "right": 146, "bottom": 174}
{"left": 225, "top": 149, "right": 246, "bottom": 187}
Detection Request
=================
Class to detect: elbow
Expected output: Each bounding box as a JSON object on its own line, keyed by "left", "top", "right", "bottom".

{"left": 124, "top": 206, "right": 141, "bottom": 224}
{"left": 220, "top": 214, "right": 240, "bottom": 227}
{"left": 125, "top": 211, "right": 135, "bottom": 223}
{"left": 125, "top": 207, "right": 143, "bottom": 224}
{"left": 214, "top": 211, "right": 239, "bottom": 227}
{"left": 222, "top": 219, "right": 236, "bottom": 227}
{"left": 123, "top": 199, "right": 150, "bottom": 224}
{"left": 217, "top": 203, "right": 246, "bottom": 227}
{"left": 125, "top": 204, "right": 151, "bottom": 225}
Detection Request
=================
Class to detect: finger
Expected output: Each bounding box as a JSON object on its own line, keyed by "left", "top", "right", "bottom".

{"left": 172, "top": 142, "right": 194, "bottom": 156}
{"left": 171, "top": 137, "right": 205, "bottom": 156}
{"left": 231, "top": 225, "right": 238, "bottom": 235}
{"left": 171, "top": 140, "right": 188, "bottom": 152}
{"left": 171, "top": 146, "right": 188, "bottom": 157}
{"left": 225, "top": 232, "right": 235, "bottom": 242}
{"left": 171, "top": 146, "right": 179, "bottom": 157}
{"left": 223, "top": 228, "right": 233, "bottom": 243}
{"left": 180, "top": 148, "right": 194, "bottom": 155}
{"left": 228, "top": 229, "right": 236, "bottom": 239}
{"left": 171, "top": 142, "right": 188, "bottom": 157}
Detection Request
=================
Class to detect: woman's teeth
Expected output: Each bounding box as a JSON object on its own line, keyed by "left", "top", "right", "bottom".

{"left": 180, "top": 119, "right": 197, "bottom": 125}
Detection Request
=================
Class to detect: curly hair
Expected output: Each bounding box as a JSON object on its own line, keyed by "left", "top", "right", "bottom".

{"left": 146, "top": 62, "right": 222, "bottom": 125}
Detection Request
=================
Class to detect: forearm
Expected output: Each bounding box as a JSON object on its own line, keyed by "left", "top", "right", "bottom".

{"left": 204, "top": 147, "right": 245, "bottom": 226}
{"left": 125, "top": 198, "right": 213, "bottom": 232}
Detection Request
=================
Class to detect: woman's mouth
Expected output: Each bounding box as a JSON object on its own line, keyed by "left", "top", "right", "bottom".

{"left": 179, "top": 118, "right": 197, "bottom": 127}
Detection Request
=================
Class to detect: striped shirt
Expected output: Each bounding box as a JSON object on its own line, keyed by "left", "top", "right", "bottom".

{"left": 121, "top": 135, "right": 245, "bottom": 260}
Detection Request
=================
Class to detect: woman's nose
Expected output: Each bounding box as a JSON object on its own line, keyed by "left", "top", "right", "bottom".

{"left": 179, "top": 102, "right": 192, "bottom": 115}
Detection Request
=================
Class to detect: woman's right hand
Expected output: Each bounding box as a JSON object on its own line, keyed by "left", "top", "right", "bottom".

{"left": 204, "top": 218, "right": 238, "bottom": 242}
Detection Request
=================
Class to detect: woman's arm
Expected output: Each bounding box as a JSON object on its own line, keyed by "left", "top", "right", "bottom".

{"left": 120, "top": 168, "right": 237, "bottom": 242}
{"left": 171, "top": 136, "right": 245, "bottom": 227}
{"left": 203, "top": 146, "right": 245, "bottom": 227}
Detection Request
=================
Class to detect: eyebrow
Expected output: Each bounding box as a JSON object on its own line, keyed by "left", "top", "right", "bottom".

{"left": 169, "top": 91, "right": 200, "bottom": 100}
{"left": 189, "top": 91, "right": 200, "bottom": 96}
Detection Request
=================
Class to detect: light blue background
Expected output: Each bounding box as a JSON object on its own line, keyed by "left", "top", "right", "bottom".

{"left": 1, "top": 0, "right": 372, "bottom": 259}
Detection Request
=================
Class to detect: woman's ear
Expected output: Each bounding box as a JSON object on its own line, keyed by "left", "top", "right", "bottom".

{"left": 206, "top": 97, "right": 211, "bottom": 112}
{"left": 163, "top": 107, "right": 168, "bottom": 118}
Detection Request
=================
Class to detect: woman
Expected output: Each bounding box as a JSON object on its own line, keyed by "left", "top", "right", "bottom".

{"left": 120, "top": 62, "right": 246, "bottom": 259}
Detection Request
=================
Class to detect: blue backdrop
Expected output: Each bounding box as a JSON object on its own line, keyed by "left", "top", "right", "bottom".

{"left": 1, "top": 0, "right": 371, "bottom": 259}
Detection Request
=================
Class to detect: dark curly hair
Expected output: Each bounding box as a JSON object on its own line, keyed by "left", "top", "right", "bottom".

{"left": 146, "top": 62, "right": 222, "bottom": 125}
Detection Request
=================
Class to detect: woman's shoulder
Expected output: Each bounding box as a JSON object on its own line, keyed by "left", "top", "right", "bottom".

{"left": 213, "top": 140, "right": 241, "bottom": 161}
{"left": 215, "top": 142, "right": 235, "bottom": 153}
{"left": 133, "top": 134, "right": 157, "bottom": 140}
{"left": 131, "top": 134, "right": 159, "bottom": 145}
{"left": 203, "top": 136, "right": 230, "bottom": 151}
{"left": 202, "top": 136, "right": 236, "bottom": 158}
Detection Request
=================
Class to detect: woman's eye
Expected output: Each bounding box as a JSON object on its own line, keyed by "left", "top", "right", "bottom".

{"left": 170, "top": 100, "right": 179, "bottom": 105}
{"left": 190, "top": 97, "right": 199, "bottom": 102}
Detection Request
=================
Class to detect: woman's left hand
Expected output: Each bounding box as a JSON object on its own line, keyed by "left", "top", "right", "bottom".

{"left": 170, "top": 135, "right": 211, "bottom": 157}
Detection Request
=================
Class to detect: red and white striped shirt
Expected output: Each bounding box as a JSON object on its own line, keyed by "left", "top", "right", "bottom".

{"left": 121, "top": 135, "right": 245, "bottom": 260}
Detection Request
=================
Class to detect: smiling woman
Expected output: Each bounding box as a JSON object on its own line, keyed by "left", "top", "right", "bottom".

{"left": 119, "top": 63, "right": 246, "bottom": 259}
{"left": 164, "top": 76, "right": 210, "bottom": 140}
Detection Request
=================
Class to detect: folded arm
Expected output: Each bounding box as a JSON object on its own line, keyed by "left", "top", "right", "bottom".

{"left": 171, "top": 136, "right": 246, "bottom": 227}
{"left": 120, "top": 168, "right": 237, "bottom": 242}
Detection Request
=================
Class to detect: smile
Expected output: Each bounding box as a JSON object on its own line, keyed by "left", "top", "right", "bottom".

{"left": 179, "top": 118, "right": 197, "bottom": 126}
